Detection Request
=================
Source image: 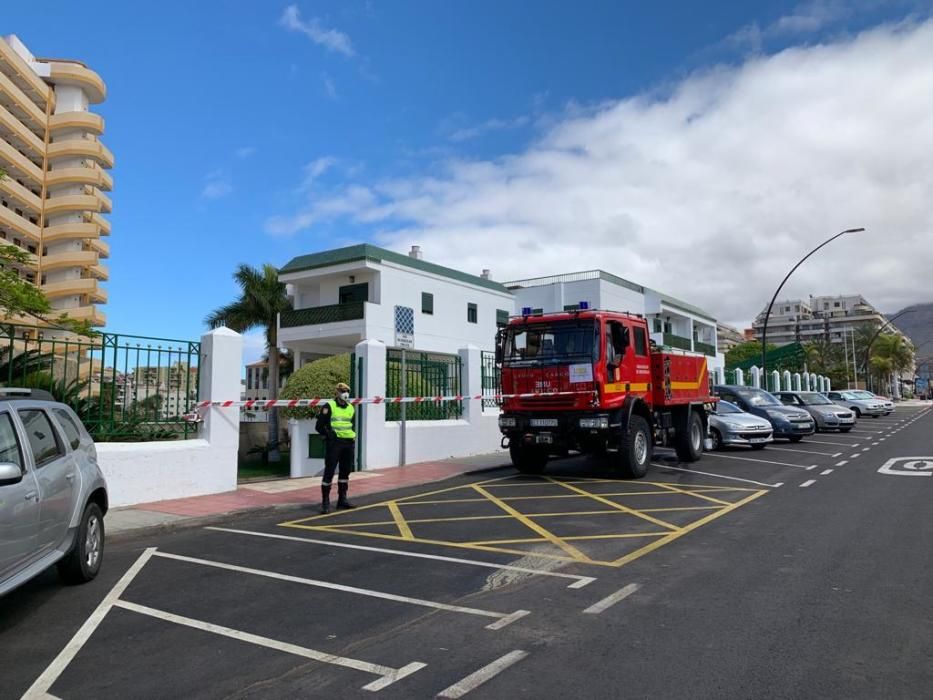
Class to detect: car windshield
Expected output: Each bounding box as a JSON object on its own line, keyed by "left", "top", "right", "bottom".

{"left": 717, "top": 401, "right": 742, "bottom": 415}
{"left": 501, "top": 321, "right": 598, "bottom": 366}
{"left": 737, "top": 389, "right": 782, "bottom": 407}
{"left": 840, "top": 391, "right": 863, "bottom": 400}
{"left": 851, "top": 391, "right": 876, "bottom": 399}
{"left": 798, "top": 392, "right": 833, "bottom": 405}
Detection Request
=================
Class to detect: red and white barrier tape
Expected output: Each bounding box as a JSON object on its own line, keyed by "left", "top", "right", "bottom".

{"left": 194, "top": 391, "right": 591, "bottom": 410}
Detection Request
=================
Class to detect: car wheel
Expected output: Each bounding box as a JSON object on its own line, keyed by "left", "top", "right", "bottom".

{"left": 789, "top": 436, "right": 803, "bottom": 443}
{"left": 751, "top": 444, "right": 767, "bottom": 450}
{"left": 871, "top": 415, "right": 880, "bottom": 419}
{"left": 710, "top": 428, "right": 722, "bottom": 451}
{"left": 852, "top": 407, "right": 862, "bottom": 418}
{"left": 840, "top": 427, "right": 852, "bottom": 433}
{"left": 58, "top": 502, "right": 105, "bottom": 584}
{"left": 619, "top": 415, "right": 652, "bottom": 479}
{"left": 510, "top": 443, "right": 548, "bottom": 475}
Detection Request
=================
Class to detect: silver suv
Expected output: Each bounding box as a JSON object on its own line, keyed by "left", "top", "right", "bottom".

{"left": 0, "top": 389, "right": 108, "bottom": 597}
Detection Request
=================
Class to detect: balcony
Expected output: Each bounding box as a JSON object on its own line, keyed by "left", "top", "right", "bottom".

{"left": 45, "top": 167, "right": 113, "bottom": 191}
{"left": 694, "top": 340, "right": 717, "bottom": 357}
{"left": 48, "top": 111, "right": 104, "bottom": 135}
{"left": 0, "top": 174, "right": 41, "bottom": 215}
{"left": 43, "top": 221, "right": 100, "bottom": 243}
{"left": 44, "top": 194, "right": 103, "bottom": 217}
{"left": 0, "top": 102, "right": 46, "bottom": 157}
{"left": 0, "top": 40, "right": 53, "bottom": 112}
{"left": 42, "top": 277, "right": 102, "bottom": 300}
{"left": 0, "top": 137, "right": 43, "bottom": 184}
{"left": 47, "top": 139, "right": 114, "bottom": 169}
{"left": 89, "top": 264, "right": 109, "bottom": 281}
{"left": 281, "top": 301, "right": 365, "bottom": 328}
{"left": 88, "top": 238, "right": 110, "bottom": 258}
{"left": 41, "top": 249, "right": 98, "bottom": 272}
{"left": 0, "top": 70, "right": 46, "bottom": 132}
{"left": 54, "top": 304, "right": 106, "bottom": 327}
{"left": 663, "top": 333, "right": 693, "bottom": 351}
{"left": 0, "top": 205, "right": 40, "bottom": 242}
{"left": 48, "top": 62, "right": 107, "bottom": 104}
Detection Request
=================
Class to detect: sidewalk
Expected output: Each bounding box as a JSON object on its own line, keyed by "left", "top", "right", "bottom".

{"left": 107, "top": 452, "right": 511, "bottom": 536}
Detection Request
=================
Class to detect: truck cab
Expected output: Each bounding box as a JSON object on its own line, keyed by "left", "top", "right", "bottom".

{"left": 497, "top": 309, "right": 715, "bottom": 478}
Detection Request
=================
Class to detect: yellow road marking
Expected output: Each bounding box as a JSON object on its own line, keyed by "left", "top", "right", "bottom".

{"left": 466, "top": 532, "right": 669, "bottom": 546}
{"left": 470, "top": 484, "right": 594, "bottom": 563}
{"left": 546, "top": 478, "right": 682, "bottom": 532}
{"left": 387, "top": 501, "right": 414, "bottom": 540}
{"left": 610, "top": 489, "right": 767, "bottom": 567}
{"left": 650, "top": 482, "right": 733, "bottom": 506}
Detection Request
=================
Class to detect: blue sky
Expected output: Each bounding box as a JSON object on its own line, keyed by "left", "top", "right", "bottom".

{"left": 7, "top": 1, "right": 933, "bottom": 356}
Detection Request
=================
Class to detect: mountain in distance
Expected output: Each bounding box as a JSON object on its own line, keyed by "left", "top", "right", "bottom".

{"left": 890, "top": 303, "right": 933, "bottom": 358}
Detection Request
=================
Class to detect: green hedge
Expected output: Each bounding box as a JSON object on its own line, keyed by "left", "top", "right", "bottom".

{"left": 281, "top": 353, "right": 350, "bottom": 420}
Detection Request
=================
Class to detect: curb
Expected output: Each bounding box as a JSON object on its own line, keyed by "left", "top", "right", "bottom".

{"left": 108, "top": 464, "right": 514, "bottom": 542}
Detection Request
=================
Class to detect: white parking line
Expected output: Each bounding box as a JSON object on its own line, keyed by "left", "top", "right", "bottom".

{"left": 206, "top": 527, "right": 596, "bottom": 589}
{"left": 651, "top": 463, "right": 782, "bottom": 488}
{"left": 836, "top": 460, "right": 848, "bottom": 467}
{"left": 800, "top": 480, "right": 816, "bottom": 488}
{"left": 705, "top": 453, "right": 812, "bottom": 469}
{"left": 861, "top": 447, "right": 871, "bottom": 452}
{"left": 583, "top": 583, "right": 641, "bottom": 614}
{"left": 806, "top": 439, "right": 860, "bottom": 447}
{"left": 806, "top": 465, "right": 818, "bottom": 471}
{"left": 21, "top": 548, "right": 158, "bottom": 700}
{"left": 849, "top": 429, "right": 885, "bottom": 434}
{"left": 436, "top": 650, "right": 530, "bottom": 698}
{"left": 821, "top": 469, "right": 834, "bottom": 475}
{"left": 766, "top": 446, "right": 842, "bottom": 457}
{"left": 115, "top": 600, "right": 425, "bottom": 692}
{"left": 850, "top": 453, "right": 861, "bottom": 459}
{"left": 152, "top": 551, "right": 530, "bottom": 630}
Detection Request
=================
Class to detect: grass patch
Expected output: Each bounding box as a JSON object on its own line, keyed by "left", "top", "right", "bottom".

{"left": 238, "top": 449, "right": 291, "bottom": 481}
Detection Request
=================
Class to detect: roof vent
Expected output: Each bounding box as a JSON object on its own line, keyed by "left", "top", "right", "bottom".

{"left": 481, "top": 269, "right": 491, "bottom": 280}
{"left": 409, "top": 245, "right": 423, "bottom": 260}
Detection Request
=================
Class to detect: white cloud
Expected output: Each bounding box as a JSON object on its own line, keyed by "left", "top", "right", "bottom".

{"left": 280, "top": 5, "right": 355, "bottom": 57}
{"left": 235, "top": 146, "right": 256, "bottom": 159}
{"left": 265, "top": 20, "right": 933, "bottom": 325}
{"left": 448, "top": 115, "right": 532, "bottom": 142}
{"left": 322, "top": 72, "right": 338, "bottom": 100}
{"left": 201, "top": 169, "right": 232, "bottom": 200}
{"left": 727, "top": 0, "right": 850, "bottom": 51}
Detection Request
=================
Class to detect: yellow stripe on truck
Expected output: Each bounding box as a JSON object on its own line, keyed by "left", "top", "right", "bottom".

{"left": 605, "top": 382, "right": 650, "bottom": 393}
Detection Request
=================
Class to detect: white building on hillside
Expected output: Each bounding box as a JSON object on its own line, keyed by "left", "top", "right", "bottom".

{"left": 505, "top": 270, "right": 724, "bottom": 373}
{"left": 278, "top": 244, "right": 514, "bottom": 365}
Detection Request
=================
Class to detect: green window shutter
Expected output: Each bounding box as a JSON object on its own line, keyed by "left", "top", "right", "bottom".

{"left": 422, "top": 292, "right": 434, "bottom": 314}
{"left": 467, "top": 303, "right": 478, "bottom": 324}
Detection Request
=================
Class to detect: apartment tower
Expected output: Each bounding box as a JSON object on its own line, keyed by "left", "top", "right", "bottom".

{"left": 0, "top": 34, "right": 110, "bottom": 328}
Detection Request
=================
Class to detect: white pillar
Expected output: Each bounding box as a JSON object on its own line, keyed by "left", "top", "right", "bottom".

{"left": 825, "top": 377, "right": 831, "bottom": 392}
{"left": 783, "top": 370, "right": 792, "bottom": 392}
{"left": 803, "top": 371, "right": 810, "bottom": 392}
{"left": 793, "top": 373, "right": 802, "bottom": 391}
{"left": 199, "top": 327, "right": 242, "bottom": 451}
{"left": 750, "top": 366, "right": 761, "bottom": 388}
{"left": 355, "top": 339, "right": 387, "bottom": 470}
{"left": 771, "top": 370, "right": 781, "bottom": 393}
{"left": 735, "top": 368, "right": 745, "bottom": 386}
{"left": 459, "top": 345, "right": 482, "bottom": 423}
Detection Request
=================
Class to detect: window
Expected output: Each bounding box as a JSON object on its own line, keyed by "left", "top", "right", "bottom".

{"left": 0, "top": 413, "right": 24, "bottom": 473}
{"left": 633, "top": 326, "right": 648, "bottom": 356}
{"left": 338, "top": 283, "right": 368, "bottom": 304}
{"left": 653, "top": 318, "right": 662, "bottom": 333}
{"left": 496, "top": 309, "right": 509, "bottom": 327}
{"left": 53, "top": 409, "right": 83, "bottom": 450}
{"left": 834, "top": 302, "right": 841, "bottom": 308}
{"left": 422, "top": 292, "right": 434, "bottom": 315}
{"left": 467, "top": 303, "right": 477, "bottom": 324}
{"left": 18, "top": 409, "right": 64, "bottom": 467}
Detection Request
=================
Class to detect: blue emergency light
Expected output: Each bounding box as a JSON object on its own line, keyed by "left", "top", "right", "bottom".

{"left": 579, "top": 301, "right": 590, "bottom": 310}
{"left": 521, "top": 307, "right": 532, "bottom": 316}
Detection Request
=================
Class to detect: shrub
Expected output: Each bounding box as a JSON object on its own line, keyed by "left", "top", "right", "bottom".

{"left": 281, "top": 353, "right": 351, "bottom": 420}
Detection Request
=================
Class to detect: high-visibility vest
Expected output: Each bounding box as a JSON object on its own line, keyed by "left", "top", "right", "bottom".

{"left": 328, "top": 400, "right": 356, "bottom": 440}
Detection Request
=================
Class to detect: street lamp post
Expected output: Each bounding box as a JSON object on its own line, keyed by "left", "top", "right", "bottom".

{"left": 863, "top": 308, "right": 917, "bottom": 393}
{"left": 760, "top": 228, "right": 865, "bottom": 386}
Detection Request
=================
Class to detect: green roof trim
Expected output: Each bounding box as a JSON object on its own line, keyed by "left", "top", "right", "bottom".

{"left": 280, "top": 244, "right": 509, "bottom": 293}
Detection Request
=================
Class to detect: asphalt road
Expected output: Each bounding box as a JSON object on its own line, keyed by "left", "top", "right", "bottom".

{"left": 4, "top": 405, "right": 933, "bottom": 699}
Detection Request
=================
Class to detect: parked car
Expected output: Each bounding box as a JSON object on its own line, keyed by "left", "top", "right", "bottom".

{"left": 851, "top": 390, "right": 894, "bottom": 415}
{"left": 0, "top": 389, "right": 108, "bottom": 597}
{"left": 709, "top": 400, "right": 774, "bottom": 450}
{"left": 713, "top": 385, "right": 815, "bottom": 442}
{"left": 825, "top": 390, "right": 886, "bottom": 418}
{"left": 773, "top": 391, "right": 855, "bottom": 432}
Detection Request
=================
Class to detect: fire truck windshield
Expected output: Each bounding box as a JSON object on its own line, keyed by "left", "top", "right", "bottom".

{"left": 501, "top": 321, "right": 598, "bottom": 366}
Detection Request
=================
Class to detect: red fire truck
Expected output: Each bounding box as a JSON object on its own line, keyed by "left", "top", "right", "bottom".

{"left": 496, "top": 308, "right": 717, "bottom": 478}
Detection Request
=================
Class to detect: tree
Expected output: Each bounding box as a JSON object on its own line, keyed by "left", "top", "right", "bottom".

{"left": 871, "top": 333, "right": 914, "bottom": 394}
{"left": 206, "top": 264, "right": 292, "bottom": 462}
{"left": 281, "top": 353, "right": 350, "bottom": 420}
{"left": 804, "top": 339, "right": 848, "bottom": 388}
{"left": 726, "top": 341, "right": 777, "bottom": 368}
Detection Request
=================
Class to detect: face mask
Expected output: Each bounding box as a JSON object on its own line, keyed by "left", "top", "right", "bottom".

{"left": 339, "top": 392, "right": 350, "bottom": 401}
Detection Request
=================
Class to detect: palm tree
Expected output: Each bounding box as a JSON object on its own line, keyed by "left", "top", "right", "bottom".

{"left": 206, "top": 264, "right": 291, "bottom": 462}
{"left": 872, "top": 333, "right": 914, "bottom": 394}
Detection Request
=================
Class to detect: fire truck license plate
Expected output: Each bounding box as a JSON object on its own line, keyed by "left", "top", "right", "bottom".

{"left": 536, "top": 433, "right": 554, "bottom": 444}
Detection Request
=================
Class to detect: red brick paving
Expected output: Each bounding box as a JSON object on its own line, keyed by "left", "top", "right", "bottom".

{"left": 127, "top": 460, "right": 493, "bottom": 518}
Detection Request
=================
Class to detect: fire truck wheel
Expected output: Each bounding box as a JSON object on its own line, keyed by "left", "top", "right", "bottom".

{"left": 674, "top": 411, "right": 704, "bottom": 462}
{"left": 510, "top": 443, "right": 549, "bottom": 474}
{"left": 619, "top": 415, "right": 651, "bottom": 479}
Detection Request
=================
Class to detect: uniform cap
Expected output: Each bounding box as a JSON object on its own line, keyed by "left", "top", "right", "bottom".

{"left": 336, "top": 382, "right": 351, "bottom": 392}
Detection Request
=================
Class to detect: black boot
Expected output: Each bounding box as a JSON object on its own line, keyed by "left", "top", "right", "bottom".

{"left": 336, "top": 482, "right": 356, "bottom": 510}
{"left": 320, "top": 485, "right": 332, "bottom": 514}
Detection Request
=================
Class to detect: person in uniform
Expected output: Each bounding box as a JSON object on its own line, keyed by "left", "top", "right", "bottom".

{"left": 316, "top": 382, "right": 357, "bottom": 514}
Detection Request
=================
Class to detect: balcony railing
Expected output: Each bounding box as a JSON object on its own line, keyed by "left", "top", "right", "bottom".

{"left": 663, "top": 333, "right": 693, "bottom": 351}
{"left": 694, "top": 340, "right": 717, "bottom": 357}
{"left": 281, "top": 301, "right": 365, "bottom": 328}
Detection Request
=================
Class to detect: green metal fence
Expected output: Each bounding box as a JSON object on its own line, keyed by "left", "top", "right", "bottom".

{"left": 280, "top": 302, "right": 364, "bottom": 328}
{"left": 694, "top": 340, "right": 717, "bottom": 357}
{"left": 0, "top": 324, "right": 200, "bottom": 441}
{"left": 385, "top": 348, "right": 462, "bottom": 420}
{"left": 481, "top": 350, "right": 500, "bottom": 410}
{"left": 663, "top": 333, "right": 693, "bottom": 351}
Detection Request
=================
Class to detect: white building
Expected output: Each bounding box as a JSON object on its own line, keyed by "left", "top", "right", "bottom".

{"left": 505, "top": 270, "right": 724, "bottom": 373}
{"left": 750, "top": 294, "right": 898, "bottom": 346}
{"left": 279, "top": 243, "right": 514, "bottom": 364}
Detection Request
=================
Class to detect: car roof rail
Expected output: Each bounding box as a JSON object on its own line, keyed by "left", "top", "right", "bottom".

{"left": 0, "top": 387, "right": 56, "bottom": 402}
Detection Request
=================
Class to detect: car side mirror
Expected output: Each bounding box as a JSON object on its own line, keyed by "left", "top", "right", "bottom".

{"left": 0, "top": 463, "right": 23, "bottom": 486}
